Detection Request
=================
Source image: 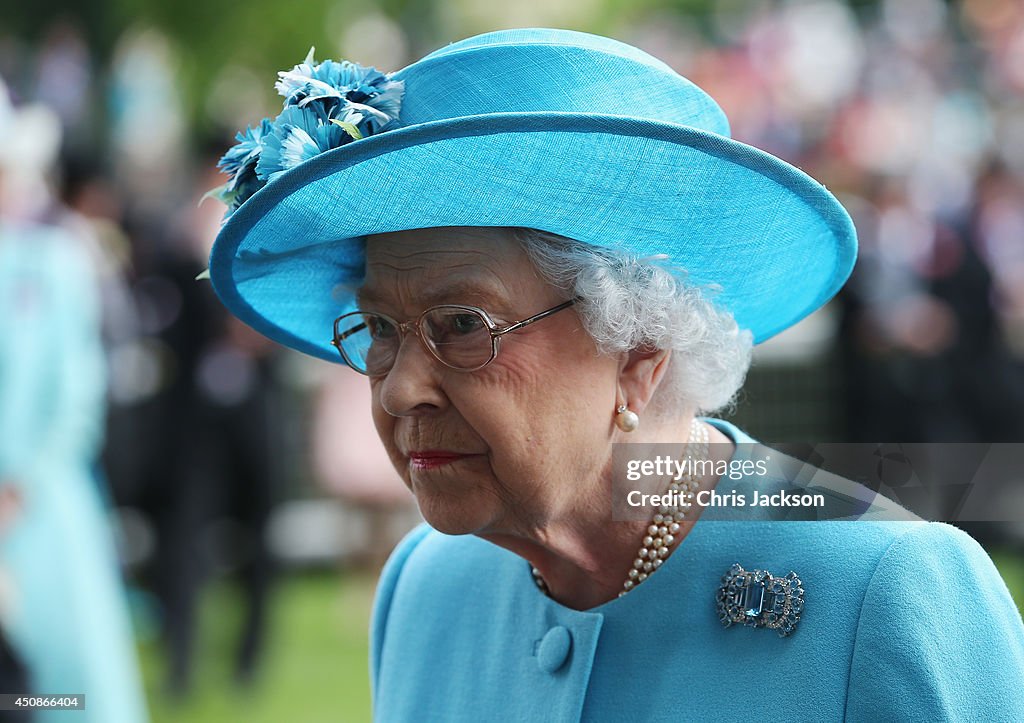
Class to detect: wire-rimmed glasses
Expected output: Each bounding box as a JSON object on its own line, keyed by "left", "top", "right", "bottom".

{"left": 331, "top": 300, "right": 576, "bottom": 376}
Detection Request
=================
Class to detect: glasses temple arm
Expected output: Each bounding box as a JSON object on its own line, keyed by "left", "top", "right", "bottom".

{"left": 492, "top": 299, "right": 576, "bottom": 336}
{"left": 336, "top": 321, "right": 368, "bottom": 342}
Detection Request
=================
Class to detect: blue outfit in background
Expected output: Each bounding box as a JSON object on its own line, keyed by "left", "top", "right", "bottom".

{"left": 0, "top": 223, "right": 147, "bottom": 722}
{"left": 371, "top": 421, "right": 1024, "bottom": 722}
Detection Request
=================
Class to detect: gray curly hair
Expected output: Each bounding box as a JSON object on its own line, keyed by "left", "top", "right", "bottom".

{"left": 515, "top": 228, "right": 753, "bottom": 415}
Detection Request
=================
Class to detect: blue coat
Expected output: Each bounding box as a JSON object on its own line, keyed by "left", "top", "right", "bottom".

{"left": 371, "top": 421, "right": 1024, "bottom": 721}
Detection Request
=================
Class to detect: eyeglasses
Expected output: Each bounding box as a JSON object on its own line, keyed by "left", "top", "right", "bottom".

{"left": 331, "top": 299, "right": 576, "bottom": 376}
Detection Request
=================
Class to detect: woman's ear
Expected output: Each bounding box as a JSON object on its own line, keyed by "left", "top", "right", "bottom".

{"left": 617, "top": 347, "right": 672, "bottom": 414}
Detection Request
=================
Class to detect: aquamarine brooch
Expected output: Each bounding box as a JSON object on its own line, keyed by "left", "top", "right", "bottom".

{"left": 716, "top": 563, "right": 804, "bottom": 637}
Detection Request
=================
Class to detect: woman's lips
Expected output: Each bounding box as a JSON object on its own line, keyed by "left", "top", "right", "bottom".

{"left": 408, "top": 451, "right": 473, "bottom": 470}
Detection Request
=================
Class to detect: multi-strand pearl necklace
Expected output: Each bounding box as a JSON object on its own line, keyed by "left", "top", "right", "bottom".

{"left": 619, "top": 417, "right": 708, "bottom": 597}
{"left": 531, "top": 417, "right": 709, "bottom": 600}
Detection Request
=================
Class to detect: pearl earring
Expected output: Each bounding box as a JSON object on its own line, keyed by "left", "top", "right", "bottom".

{"left": 615, "top": 404, "right": 640, "bottom": 432}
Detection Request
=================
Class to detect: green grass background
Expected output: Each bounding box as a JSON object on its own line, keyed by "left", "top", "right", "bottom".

{"left": 137, "top": 571, "right": 376, "bottom": 723}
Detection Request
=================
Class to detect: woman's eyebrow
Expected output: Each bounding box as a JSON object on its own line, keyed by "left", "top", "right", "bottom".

{"left": 357, "top": 280, "right": 509, "bottom": 309}
{"left": 420, "top": 281, "right": 507, "bottom": 306}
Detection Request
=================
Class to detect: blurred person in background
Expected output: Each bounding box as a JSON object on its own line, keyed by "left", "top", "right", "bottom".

{"left": 312, "top": 366, "right": 418, "bottom": 569}
{"left": 0, "top": 79, "right": 148, "bottom": 721}
{"left": 839, "top": 172, "right": 1023, "bottom": 442}
{"left": 142, "top": 157, "right": 284, "bottom": 696}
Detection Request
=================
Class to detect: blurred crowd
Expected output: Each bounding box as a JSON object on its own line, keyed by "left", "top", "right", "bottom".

{"left": 644, "top": 0, "right": 1024, "bottom": 441}
{"left": 1, "top": 0, "right": 1023, "bottom": 718}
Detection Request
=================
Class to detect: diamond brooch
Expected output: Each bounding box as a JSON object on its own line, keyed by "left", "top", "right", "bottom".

{"left": 716, "top": 563, "right": 804, "bottom": 637}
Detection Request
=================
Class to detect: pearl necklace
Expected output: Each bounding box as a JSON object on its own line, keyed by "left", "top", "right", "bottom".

{"left": 531, "top": 417, "right": 709, "bottom": 600}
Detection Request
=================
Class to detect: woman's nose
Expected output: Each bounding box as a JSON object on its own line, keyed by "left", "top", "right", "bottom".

{"left": 376, "top": 333, "right": 447, "bottom": 417}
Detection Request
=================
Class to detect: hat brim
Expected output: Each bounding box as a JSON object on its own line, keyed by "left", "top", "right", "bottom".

{"left": 210, "top": 112, "right": 856, "bottom": 362}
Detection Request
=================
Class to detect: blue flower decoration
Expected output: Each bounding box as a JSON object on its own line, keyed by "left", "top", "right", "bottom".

{"left": 218, "top": 118, "right": 272, "bottom": 185}
{"left": 275, "top": 48, "right": 403, "bottom": 134}
{"left": 214, "top": 119, "right": 273, "bottom": 213}
{"left": 257, "top": 104, "right": 356, "bottom": 182}
{"left": 213, "top": 48, "right": 404, "bottom": 217}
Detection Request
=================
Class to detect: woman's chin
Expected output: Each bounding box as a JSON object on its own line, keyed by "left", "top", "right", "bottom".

{"left": 413, "top": 495, "right": 496, "bottom": 536}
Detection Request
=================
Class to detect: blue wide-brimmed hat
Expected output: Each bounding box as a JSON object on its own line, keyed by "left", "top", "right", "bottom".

{"left": 209, "top": 28, "right": 856, "bottom": 363}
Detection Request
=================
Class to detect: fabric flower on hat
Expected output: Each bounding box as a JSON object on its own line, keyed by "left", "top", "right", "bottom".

{"left": 214, "top": 118, "right": 273, "bottom": 213}
{"left": 256, "top": 104, "right": 361, "bottom": 183}
{"left": 211, "top": 49, "right": 403, "bottom": 217}
{"left": 275, "top": 48, "right": 403, "bottom": 135}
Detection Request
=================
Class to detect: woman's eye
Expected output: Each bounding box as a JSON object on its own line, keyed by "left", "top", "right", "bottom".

{"left": 449, "top": 313, "right": 484, "bottom": 335}
{"left": 367, "top": 316, "right": 397, "bottom": 339}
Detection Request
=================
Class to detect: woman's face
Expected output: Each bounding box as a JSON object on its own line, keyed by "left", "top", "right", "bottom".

{"left": 362, "top": 227, "right": 621, "bottom": 536}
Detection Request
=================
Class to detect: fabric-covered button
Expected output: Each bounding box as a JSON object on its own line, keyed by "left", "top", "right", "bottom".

{"left": 537, "top": 626, "right": 572, "bottom": 673}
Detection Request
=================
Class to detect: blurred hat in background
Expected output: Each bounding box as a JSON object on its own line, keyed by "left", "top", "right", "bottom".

{"left": 0, "top": 77, "right": 62, "bottom": 217}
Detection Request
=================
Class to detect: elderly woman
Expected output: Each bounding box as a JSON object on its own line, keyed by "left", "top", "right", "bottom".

{"left": 208, "top": 29, "right": 1024, "bottom": 721}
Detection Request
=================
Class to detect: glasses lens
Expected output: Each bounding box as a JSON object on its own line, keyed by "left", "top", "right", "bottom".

{"left": 335, "top": 312, "right": 399, "bottom": 375}
{"left": 421, "top": 307, "right": 494, "bottom": 370}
